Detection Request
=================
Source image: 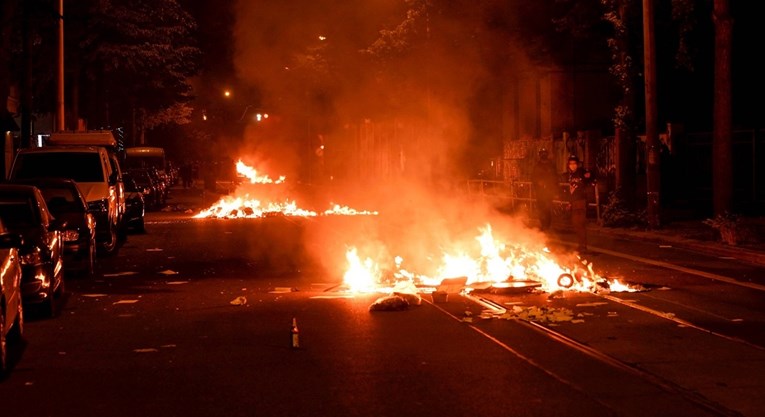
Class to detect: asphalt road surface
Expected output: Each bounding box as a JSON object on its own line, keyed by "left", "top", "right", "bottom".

{"left": 2, "top": 195, "right": 764, "bottom": 417}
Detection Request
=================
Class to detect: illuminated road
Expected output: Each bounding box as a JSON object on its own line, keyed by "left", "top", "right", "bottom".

{"left": 1, "top": 195, "right": 763, "bottom": 417}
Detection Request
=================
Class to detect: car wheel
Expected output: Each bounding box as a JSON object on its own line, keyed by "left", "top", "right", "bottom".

{"left": 136, "top": 217, "right": 145, "bottom": 233}
{"left": 7, "top": 302, "right": 24, "bottom": 343}
{"left": 99, "top": 223, "right": 118, "bottom": 256}
{"left": 39, "top": 267, "right": 60, "bottom": 318}
{"left": 86, "top": 239, "right": 96, "bottom": 277}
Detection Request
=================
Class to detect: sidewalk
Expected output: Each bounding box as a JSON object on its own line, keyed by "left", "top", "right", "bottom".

{"left": 586, "top": 218, "right": 765, "bottom": 267}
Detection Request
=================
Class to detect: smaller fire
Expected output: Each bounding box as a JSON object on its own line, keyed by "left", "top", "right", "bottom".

{"left": 236, "top": 160, "right": 285, "bottom": 184}
{"left": 324, "top": 204, "right": 379, "bottom": 216}
{"left": 194, "top": 159, "right": 379, "bottom": 219}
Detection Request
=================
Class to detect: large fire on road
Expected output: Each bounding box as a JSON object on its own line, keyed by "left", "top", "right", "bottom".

{"left": 196, "top": 160, "right": 639, "bottom": 296}
{"left": 342, "top": 224, "right": 640, "bottom": 295}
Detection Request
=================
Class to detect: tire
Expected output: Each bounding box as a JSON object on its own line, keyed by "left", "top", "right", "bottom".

{"left": 85, "top": 239, "right": 96, "bottom": 278}
{"left": 99, "top": 223, "right": 118, "bottom": 256}
{"left": 135, "top": 217, "right": 145, "bottom": 233}
{"left": 7, "top": 302, "right": 24, "bottom": 343}
{"left": 41, "top": 266, "right": 60, "bottom": 318}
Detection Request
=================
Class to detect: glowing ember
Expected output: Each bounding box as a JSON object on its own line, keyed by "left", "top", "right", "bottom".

{"left": 324, "top": 204, "right": 379, "bottom": 216}
{"left": 341, "top": 224, "right": 642, "bottom": 295}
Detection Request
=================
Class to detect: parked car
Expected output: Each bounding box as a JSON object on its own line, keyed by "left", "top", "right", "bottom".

{"left": 0, "top": 184, "right": 65, "bottom": 317}
{"left": 12, "top": 178, "right": 97, "bottom": 277}
{"left": 46, "top": 131, "right": 126, "bottom": 234}
{"left": 122, "top": 172, "right": 146, "bottom": 233}
{"left": 0, "top": 218, "right": 24, "bottom": 374}
{"left": 127, "top": 168, "right": 161, "bottom": 210}
{"left": 9, "top": 145, "right": 122, "bottom": 255}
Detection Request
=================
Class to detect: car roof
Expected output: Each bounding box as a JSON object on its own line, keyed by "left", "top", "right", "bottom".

{"left": 16, "top": 145, "right": 105, "bottom": 154}
{"left": 0, "top": 184, "right": 40, "bottom": 194}
{"left": 11, "top": 177, "right": 79, "bottom": 187}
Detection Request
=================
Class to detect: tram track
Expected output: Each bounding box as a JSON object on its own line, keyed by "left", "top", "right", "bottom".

{"left": 430, "top": 294, "right": 746, "bottom": 417}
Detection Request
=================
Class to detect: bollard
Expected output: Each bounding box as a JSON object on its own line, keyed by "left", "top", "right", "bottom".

{"left": 290, "top": 317, "right": 300, "bottom": 348}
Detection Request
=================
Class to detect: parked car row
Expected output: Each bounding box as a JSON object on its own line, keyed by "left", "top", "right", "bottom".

{"left": 0, "top": 134, "right": 172, "bottom": 376}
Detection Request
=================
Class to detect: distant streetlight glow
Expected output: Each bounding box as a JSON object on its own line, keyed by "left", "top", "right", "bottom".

{"left": 224, "top": 90, "right": 231, "bottom": 98}
{"left": 318, "top": 35, "right": 326, "bottom": 41}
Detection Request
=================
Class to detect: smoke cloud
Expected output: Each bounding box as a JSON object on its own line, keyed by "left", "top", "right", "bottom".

{"left": 228, "top": 0, "right": 550, "bottom": 280}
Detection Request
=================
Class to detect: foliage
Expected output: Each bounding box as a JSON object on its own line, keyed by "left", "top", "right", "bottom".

{"left": 599, "top": 188, "right": 645, "bottom": 228}
{"left": 81, "top": 0, "right": 200, "bottom": 119}
{"left": 703, "top": 211, "right": 740, "bottom": 245}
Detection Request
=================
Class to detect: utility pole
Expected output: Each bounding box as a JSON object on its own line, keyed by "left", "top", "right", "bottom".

{"left": 712, "top": 0, "right": 732, "bottom": 216}
{"left": 20, "top": 0, "right": 33, "bottom": 148}
{"left": 643, "top": 0, "right": 661, "bottom": 228}
{"left": 56, "top": 0, "right": 65, "bottom": 132}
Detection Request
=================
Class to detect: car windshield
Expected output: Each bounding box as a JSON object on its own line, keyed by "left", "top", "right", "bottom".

{"left": 39, "top": 187, "right": 84, "bottom": 214}
{"left": 14, "top": 152, "right": 104, "bottom": 182}
{"left": 123, "top": 176, "right": 139, "bottom": 192}
{"left": 0, "top": 199, "right": 38, "bottom": 230}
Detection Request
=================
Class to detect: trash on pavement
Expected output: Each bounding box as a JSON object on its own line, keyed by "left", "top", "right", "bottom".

{"left": 113, "top": 299, "right": 139, "bottom": 304}
{"left": 230, "top": 296, "right": 247, "bottom": 306}
{"left": 103, "top": 271, "right": 138, "bottom": 277}
{"left": 369, "top": 294, "right": 409, "bottom": 312}
{"left": 159, "top": 269, "right": 179, "bottom": 275}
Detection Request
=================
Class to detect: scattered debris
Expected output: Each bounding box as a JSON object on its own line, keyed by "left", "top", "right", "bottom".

{"left": 133, "top": 348, "right": 159, "bottom": 353}
{"left": 113, "top": 299, "right": 139, "bottom": 305}
{"left": 81, "top": 293, "right": 108, "bottom": 298}
{"left": 576, "top": 302, "right": 608, "bottom": 307}
{"left": 159, "top": 269, "right": 179, "bottom": 275}
{"left": 431, "top": 290, "right": 448, "bottom": 303}
{"left": 103, "top": 271, "right": 138, "bottom": 277}
{"left": 437, "top": 276, "right": 468, "bottom": 294}
{"left": 166, "top": 281, "right": 189, "bottom": 285}
{"left": 230, "top": 296, "right": 247, "bottom": 305}
{"left": 270, "top": 287, "right": 298, "bottom": 293}
{"left": 499, "top": 305, "right": 575, "bottom": 323}
{"left": 369, "top": 295, "right": 409, "bottom": 312}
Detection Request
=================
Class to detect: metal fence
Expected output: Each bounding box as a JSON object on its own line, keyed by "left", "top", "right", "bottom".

{"left": 465, "top": 179, "right": 601, "bottom": 222}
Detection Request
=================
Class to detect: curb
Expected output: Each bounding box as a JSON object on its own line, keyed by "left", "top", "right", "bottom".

{"left": 590, "top": 226, "right": 765, "bottom": 267}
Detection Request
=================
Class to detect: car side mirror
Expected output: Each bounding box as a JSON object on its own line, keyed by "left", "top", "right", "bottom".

{"left": 0, "top": 232, "right": 23, "bottom": 248}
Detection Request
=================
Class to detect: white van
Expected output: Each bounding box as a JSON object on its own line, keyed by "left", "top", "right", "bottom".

{"left": 46, "top": 131, "right": 126, "bottom": 229}
{"left": 9, "top": 146, "right": 121, "bottom": 255}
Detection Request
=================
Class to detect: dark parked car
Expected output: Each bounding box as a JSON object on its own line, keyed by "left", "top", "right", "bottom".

{"left": 0, "top": 184, "right": 65, "bottom": 317}
{"left": 0, "top": 218, "right": 24, "bottom": 374}
{"left": 12, "top": 178, "right": 97, "bottom": 276}
{"left": 127, "top": 168, "right": 161, "bottom": 210}
{"left": 122, "top": 172, "right": 146, "bottom": 233}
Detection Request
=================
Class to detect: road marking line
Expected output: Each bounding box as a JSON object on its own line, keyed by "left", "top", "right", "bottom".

{"left": 563, "top": 240, "right": 765, "bottom": 292}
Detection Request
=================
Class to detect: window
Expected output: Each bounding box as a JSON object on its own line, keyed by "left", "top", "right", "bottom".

{"left": 14, "top": 152, "right": 105, "bottom": 182}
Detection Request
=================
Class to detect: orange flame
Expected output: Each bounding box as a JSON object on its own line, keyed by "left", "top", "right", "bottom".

{"left": 236, "top": 160, "right": 285, "bottom": 184}
{"left": 194, "top": 159, "right": 379, "bottom": 219}
{"left": 341, "top": 224, "right": 641, "bottom": 294}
